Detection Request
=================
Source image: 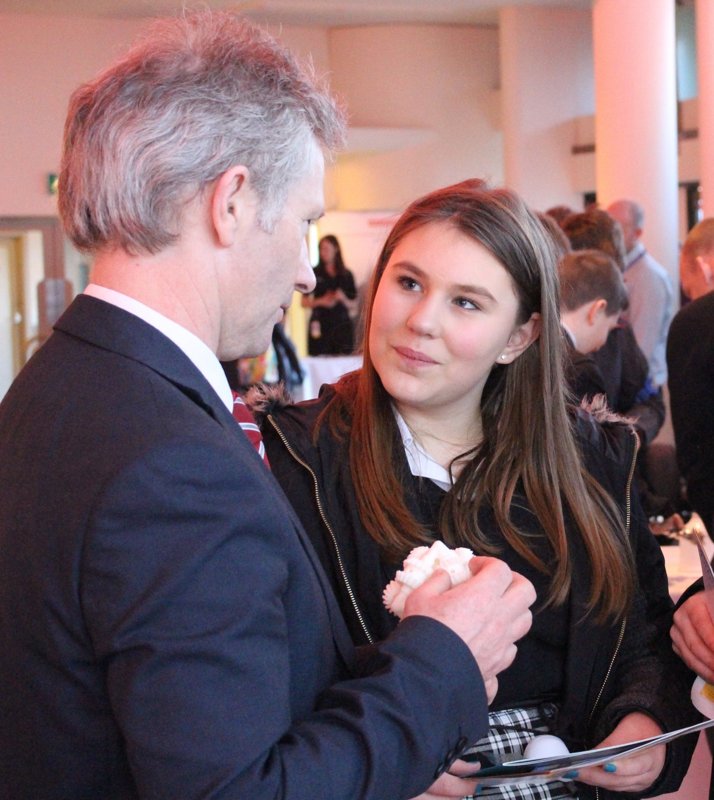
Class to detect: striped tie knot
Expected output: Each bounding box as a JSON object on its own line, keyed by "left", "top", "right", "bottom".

{"left": 231, "top": 392, "right": 269, "bottom": 468}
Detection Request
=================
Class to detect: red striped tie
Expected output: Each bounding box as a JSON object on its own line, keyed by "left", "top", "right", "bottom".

{"left": 231, "top": 391, "right": 270, "bottom": 468}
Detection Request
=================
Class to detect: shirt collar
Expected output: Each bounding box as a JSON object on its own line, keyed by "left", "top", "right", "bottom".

{"left": 84, "top": 283, "right": 233, "bottom": 412}
{"left": 561, "top": 322, "right": 577, "bottom": 349}
{"left": 624, "top": 242, "right": 646, "bottom": 270}
{"left": 393, "top": 408, "right": 453, "bottom": 491}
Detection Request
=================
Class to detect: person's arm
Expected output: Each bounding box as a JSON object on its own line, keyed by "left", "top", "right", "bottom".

{"left": 334, "top": 289, "right": 358, "bottom": 313}
{"left": 612, "top": 324, "right": 650, "bottom": 414}
{"left": 333, "top": 271, "right": 359, "bottom": 313}
{"left": 627, "top": 383, "right": 665, "bottom": 447}
{"left": 672, "top": 589, "right": 714, "bottom": 683}
{"left": 302, "top": 292, "right": 337, "bottom": 310}
{"left": 302, "top": 270, "right": 336, "bottom": 311}
{"left": 580, "top": 489, "right": 699, "bottom": 796}
{"left": 82, "top": 435, "right": 533, "bottom": 800}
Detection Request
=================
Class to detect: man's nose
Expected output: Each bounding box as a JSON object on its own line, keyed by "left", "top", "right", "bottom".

{"left": 296, "top": 241, "right": 316, "bottom": 294}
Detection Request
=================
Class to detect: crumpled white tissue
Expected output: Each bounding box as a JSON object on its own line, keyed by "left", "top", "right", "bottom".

{"left": 382, "top": 540, "right": 474, "bottom": 618}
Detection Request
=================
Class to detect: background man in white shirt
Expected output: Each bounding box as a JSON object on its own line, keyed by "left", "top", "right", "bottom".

{"left": 607, "top": 198, "right": 675, "bottom": 388}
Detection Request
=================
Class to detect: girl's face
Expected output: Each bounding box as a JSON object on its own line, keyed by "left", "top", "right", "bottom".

{"left": 319, "top": 239, "right": 338, "bottom": 264}
{"left": 368, "top": 221, "right": 539, "bottom": 424}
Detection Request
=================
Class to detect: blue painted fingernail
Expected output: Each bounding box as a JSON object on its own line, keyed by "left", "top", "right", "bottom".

{"left": 563, "top": 770, "right": 579, "bottom": 780}
{"left": 474, "top": 786, "right": 482, "bottom": 796}
{"left": 603, "top": 763, "right": 617, "bottom": 773}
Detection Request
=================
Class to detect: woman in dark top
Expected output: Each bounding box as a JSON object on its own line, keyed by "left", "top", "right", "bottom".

{"left": 303, "top": 234, "right": 358, "bottom": 355}
{"left": 257, "top": 182, "right": 698, "bottom": 799}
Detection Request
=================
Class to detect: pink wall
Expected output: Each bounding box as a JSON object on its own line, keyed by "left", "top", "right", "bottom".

{"left": 328, "top": 24, "right": 503, "bottom": 212}
{"left": 0, "top": 15, "right": 330, "bottom": 217}
{"left": 0, "top": 15, "right": 146, "bottom": 216}
{"left": 500, "top": 6, "right": 594, "bottom": 211}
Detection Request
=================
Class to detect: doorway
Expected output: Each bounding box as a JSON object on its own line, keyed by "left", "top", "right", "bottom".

{"left": 0, "top": 236, "right": 25, "bottom": 397}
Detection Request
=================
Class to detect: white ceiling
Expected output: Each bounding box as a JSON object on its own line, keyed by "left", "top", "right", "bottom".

{"left": 0, "top": 0, "right": 593, "bottom": 27}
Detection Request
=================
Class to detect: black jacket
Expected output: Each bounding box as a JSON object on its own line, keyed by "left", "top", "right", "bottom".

{"left": 257, "top": 383, "right": 699, "bottom": 799}
{"left": 667, "top": 291, "right": 714, "bottom": 529}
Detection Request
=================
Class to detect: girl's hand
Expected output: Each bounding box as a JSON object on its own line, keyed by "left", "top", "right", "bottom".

{"left": 576, "top": 712, "right": 665, "bottom": 793}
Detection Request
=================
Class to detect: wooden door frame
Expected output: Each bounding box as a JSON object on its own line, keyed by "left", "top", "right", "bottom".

{"left": 0, "top": 236, "right": 25, "bottom": 373}
{"left": 0, "top": 216, "right": 65, "bottom": 280}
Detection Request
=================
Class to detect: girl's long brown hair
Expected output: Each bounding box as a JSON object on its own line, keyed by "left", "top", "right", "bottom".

{"left": 325, "top": 181, "right": 634, "bottom": 623}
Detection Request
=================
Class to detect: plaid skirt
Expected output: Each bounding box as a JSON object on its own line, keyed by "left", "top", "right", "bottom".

{"left": 460, "top": 705, "right": 579, "bottom": 799}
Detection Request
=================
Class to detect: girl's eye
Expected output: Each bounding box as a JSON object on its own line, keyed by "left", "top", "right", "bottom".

{"left": 397, "top": 276, "right": 420, "bottom": 291}
{"left": 454, "top": 296, "right": 479, "bottom": 311}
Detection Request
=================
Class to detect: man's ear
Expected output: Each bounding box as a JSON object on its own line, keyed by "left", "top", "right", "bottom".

{"left": 697, "top": 254, "right": 714, "bottom": 287}
{"left": 500, "top": 312, "right": 541, "bottom": 363}
{"left": 211, "top": 165, "right": 251, "bottom": 247}
{"left": 586, "top": 298, "right": 607, "bottom": 325}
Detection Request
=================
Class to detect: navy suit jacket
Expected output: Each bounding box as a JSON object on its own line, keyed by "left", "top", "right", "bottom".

{"left": 0, "top": 296, "right": 487, "bottom": 799}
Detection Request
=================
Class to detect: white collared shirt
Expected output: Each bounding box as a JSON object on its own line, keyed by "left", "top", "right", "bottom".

{"left": 84, "top": 283, "right": 233, "bottom": 413}
{"left": 624, "top": 242, "right": 646, "bottom": 271}
{"left": 394, "top": 409, "right": 454, "bottom": 491}
{"left": 561, "top": 322, "right": 577, "bottom": 350}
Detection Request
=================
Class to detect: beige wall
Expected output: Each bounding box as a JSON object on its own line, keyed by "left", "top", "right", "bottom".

{"left": 0, "top": 11, "right": 706, "bottom": 221}
{"left": 0, "top": 14, "right": 147, "bottom": 216}
{"left": 328, "top": 24, "right": 502, "bottom": 212}
{"left": 0, "top": 15, "right": 331, "bottom": 217}
{"left": 500, "top": 7, "right": 594, "bottom": 211}
{"left": 0, "top": 15, "right": 505, "bottom": 218}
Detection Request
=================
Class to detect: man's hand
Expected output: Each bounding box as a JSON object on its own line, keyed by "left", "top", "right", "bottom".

{"left": 403, "top": 556, "right": 535, "bottom": 703}
{"left": 672, "top": 592, "right": 714, "bottom": 682}
{"left": 577, "top": 713, "right": 664, "bottom": 793}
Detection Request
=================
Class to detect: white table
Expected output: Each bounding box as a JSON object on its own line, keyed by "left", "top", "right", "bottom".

{"left": 297, "top": 355, "right": 362, "bottom": 401}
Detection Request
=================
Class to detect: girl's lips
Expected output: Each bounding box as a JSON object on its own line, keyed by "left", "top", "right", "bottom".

{"left": 394, "top": 346, "right": 438, "bottom": 365}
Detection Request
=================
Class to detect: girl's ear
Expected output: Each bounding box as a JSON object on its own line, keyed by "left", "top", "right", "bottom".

{"left": 499, "top": 312, "right": 541, "bottom": 364}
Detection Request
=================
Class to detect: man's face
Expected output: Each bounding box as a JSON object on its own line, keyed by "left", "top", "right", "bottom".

{"left": 217, "top": 139, "right": 324, "bottom": 360}
{"left": 680, "top": 255, "right": 696, "bottom": 301}
{"left": 681, "top": 250, "right": 714, "bottom": 301}
{"left": 607, "top": 202, "right": 638, "bottom": 253}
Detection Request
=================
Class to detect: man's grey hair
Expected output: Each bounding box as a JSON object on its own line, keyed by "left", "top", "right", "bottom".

{"left": 612, "top": 199, "right": 644, "bottom": 230}
{"left": 627, "top": 200, "right": 644, "bottom": 230}
{"left": 59, "top": 10, "right": 346, "bottom": 254}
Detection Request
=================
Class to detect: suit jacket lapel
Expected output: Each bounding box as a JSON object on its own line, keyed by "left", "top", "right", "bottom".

{"left": 55, "top": 294, "right": 232, "bottom": 426}
{"left": 55, "top": 295, "right": 357, "bottom": 668}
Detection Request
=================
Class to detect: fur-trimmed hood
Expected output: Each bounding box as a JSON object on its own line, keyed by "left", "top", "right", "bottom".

{"left": 245, "top": 381, "right": 294, "bottom": 423}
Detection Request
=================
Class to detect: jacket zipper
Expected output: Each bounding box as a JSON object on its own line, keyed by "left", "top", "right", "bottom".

{"left": 588, "top": 427, "right": 640, "bottom": 800}
{"left": 266, "top": 414, "right": 375, "bottom": 645}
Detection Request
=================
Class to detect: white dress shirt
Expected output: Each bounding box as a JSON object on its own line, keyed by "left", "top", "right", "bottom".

{"left": 394, "top": 409, "right": 454, "bottom": 491}
{"left": 84, "top": 283, "right": 233, "bottom": 413}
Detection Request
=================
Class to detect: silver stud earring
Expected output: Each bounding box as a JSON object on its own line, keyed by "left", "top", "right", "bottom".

{"left": 499, "top": 354, "right": 507, "bottom": 362}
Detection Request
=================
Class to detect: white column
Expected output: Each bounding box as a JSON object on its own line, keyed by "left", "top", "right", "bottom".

{"left": 499, "top": 5, "right": 593, "bottom": 211}
{"left": 697, "top": 0, "right": 714, "bottom": 219}
{"left": 593, "top": 0, "right": 678, "bottom": 280}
